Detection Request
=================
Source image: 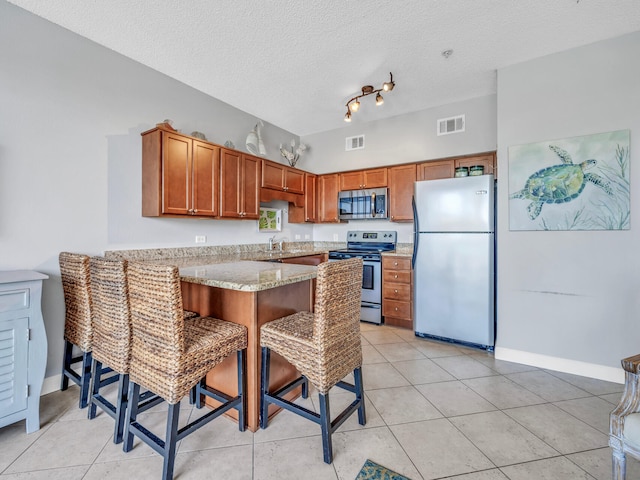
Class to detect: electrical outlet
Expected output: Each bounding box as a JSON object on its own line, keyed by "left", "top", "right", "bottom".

{"left": 333, "top": 234, "right": 339, "bottom": 241}
{"left": 304, "top": 234, "right": 311, "bottom": 240}
{"left": 195, "top": 235, "right": 206, "bottom": 244}
{"left": 294, "top": 234, "right": 301, "bottom": 240}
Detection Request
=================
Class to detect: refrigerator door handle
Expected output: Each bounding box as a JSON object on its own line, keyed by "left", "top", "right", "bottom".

{"left": 412, "top": 195, "right": 419, "bottom": 268}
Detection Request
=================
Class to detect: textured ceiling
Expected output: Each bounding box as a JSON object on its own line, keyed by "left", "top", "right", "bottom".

{"left": 8, "top": 0, "right": 640, "bottom": 136}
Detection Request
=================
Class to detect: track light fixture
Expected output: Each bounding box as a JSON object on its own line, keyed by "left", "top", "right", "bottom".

{"left": 344, "top": 72, "right": 395, "bottom": 121}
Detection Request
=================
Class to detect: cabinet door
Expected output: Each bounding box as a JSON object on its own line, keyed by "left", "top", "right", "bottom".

{"left": 288, "top": 173, "right": 317, "bottom": 223}
{"left": 388, "top": 164, "right": 416, "bottom": 222}
{"left": 304, "top": 173, "right": 317, "bottom": 222}
{"left": 363, "top": 168, "right": 388, "bottom": 188}
{"left": 284, "top": 168, "right": 305, "bottom": 194}
{"left": 192, "top": 141, "right": 219, "bottom": 217}
{"left": 220, "top": 149, "right": 242, "bottom": 218}
{"left": 339, "top": 171, "right": 363, "bottom": 191}
{"left": 162, "top": 132, "right": 191, "bottom": 215}
{"left": 241, "top": 154, "right": 261, "bottom": 219}
{"left": 417, "top": 160, "right": 455, "bottom": 181}
{"left": 0, "top": 317, "right": 29, "bottom": 418}
{"left": 261, "top": 160, "right": 286, "bottom": 191}
{"left": 318, "top": 174, "right": 340, "bottom": 223}
{"left": 455, "top": 154, "right": 496, "bottom": 178}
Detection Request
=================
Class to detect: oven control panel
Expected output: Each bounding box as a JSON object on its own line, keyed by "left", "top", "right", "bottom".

{"left": 347, "top": 231, "right": 397, "bottom": 243}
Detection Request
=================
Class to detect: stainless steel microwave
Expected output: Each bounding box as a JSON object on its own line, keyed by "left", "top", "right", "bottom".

{"left": 338, "top": 188, "right": 389, "bottom": 220}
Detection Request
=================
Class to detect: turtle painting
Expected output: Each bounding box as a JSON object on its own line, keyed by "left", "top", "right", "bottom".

{"left": 510, "top": 145, "right": 613, "bottom": 220}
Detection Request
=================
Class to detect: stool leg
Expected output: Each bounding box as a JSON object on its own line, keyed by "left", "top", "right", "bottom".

{"left": 87, "top": 358, "right": 102, "bottom": 419}
{"left": 163, "top": 403, "right": 180, "bottom": 480}
{"left": 123, "top": 382, "right": 140, "bottom": 453}
{"left": 79, "top": 351, "right": 92, "bottom": 409}
{"left": 195, "top": 378, "right": 205, "bottom": 409}
{"left": 237, "top": 349, "right": 246, "bottom": 432}
{"left": 259, "top": 347, "right": 271, "bottom": 429}
{"left": 301, "top": 377, "right": 309, "bottom": 399}
{"left": 60, "top": 340, "right": 73, "bottom": 391}
{"left": 114, "top": 374, "right": 129, "bottom": 444}
{"left": 318, "top": 393, "right": 333, "bottom": 464}
{"left": 354, "top": 366, "right": 366, "bottom": 426}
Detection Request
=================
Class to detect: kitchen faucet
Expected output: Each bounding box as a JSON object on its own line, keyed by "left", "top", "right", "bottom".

{"left": 268, "top": 235, "right": 285, "bottom": 251}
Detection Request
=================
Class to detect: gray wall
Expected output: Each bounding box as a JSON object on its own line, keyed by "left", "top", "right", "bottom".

{"left": 0, "top": 2, "right": 312, "bottom": 381}
{"left": 302, "top": 95, "right": 497, "bottom": 243}
{"left": 496, "top": 31, "right": 640, "bottom": 378}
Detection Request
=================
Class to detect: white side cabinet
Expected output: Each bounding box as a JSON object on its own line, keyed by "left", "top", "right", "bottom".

{"left": 0, "top": 271, "right": 48, "bottom": 433}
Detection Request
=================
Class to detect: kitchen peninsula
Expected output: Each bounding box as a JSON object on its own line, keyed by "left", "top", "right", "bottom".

{"left": 105, "top": 247, "right": 326, "bottom": 431}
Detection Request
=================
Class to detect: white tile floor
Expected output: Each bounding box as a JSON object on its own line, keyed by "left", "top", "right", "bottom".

{"left": 1, "top": 323, "right": 637, "bottom": 480}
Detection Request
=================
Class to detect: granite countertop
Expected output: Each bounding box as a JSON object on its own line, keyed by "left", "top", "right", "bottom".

{"left": 105, "top": 241, "right": 415, "bottom": 291}
{"left": 178, "top": 260, "right": 317, "bottom": 292}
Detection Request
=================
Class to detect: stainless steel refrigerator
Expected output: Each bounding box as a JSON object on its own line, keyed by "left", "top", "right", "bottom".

{"left": 412, "top": 175, "right": 495, "bottom": 348}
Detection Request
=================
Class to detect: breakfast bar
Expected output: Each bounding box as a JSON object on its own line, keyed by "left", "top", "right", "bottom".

{"left": 175, "top": 259, "right": 318, "bottom": 432}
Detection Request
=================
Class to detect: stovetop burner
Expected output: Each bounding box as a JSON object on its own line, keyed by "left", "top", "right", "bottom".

{"left": 328, "top": 230, "right": 397, "bottom": 260}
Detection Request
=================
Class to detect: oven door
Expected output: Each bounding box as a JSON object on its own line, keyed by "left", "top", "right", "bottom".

{"left": 361, "top": 259, "right": 381, "bottom": 304}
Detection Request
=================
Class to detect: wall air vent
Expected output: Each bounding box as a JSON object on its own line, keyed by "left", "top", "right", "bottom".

{"left": 437, "top": 114, "right": 465, "bottom": 136}
{"left": 345, "top": 135, "right": 365, "bottom": 151}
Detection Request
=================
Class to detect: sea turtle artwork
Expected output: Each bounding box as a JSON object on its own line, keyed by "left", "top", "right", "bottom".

{"left": 510, "top": 145, "right": 613, "bottom": 220}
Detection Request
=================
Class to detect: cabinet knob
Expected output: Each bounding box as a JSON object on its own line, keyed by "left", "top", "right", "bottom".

{"left": 394, "top": 262, "right": 398, "bottom": 266}
{"left": 394, "top": 274, "right": 398, "bottom": 279}
{"left": 394, "top": 307, "right": 399, "bottom": 311}
{"left": 391, "top": 215, "right": 394, "bottom": 219}
{"left": 394, "top": 289, "right": 398, "bottom": 293}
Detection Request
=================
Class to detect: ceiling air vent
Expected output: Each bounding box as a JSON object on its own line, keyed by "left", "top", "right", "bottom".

{"left": 345, "top": 135, "right": 365, "bottom": 151}
{"left": 437, "top": 114, "right": 465, "bottom": 136}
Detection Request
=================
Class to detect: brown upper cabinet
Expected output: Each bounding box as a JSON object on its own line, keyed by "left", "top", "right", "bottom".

{"left": 317, "top": 173, "right": 341, "bottom": 223}
{"left": 288, "top": 173, "right": 317, "bottom": 223}
{"left": 388, "top": 164, "right": 417, "bottom": 222}
{"left": 454, "top": 153, "right": 496, "bottom": 177}
{"left": 339, "top": 168, "right": 388, "bottom": 190}
{"left": 261, "top": 160, "right": 305, "bottom": 195}
{"left": 142, "top": 127, "right": 220, "bottom": 217}
{"left": 417, "top": 160, "right": 455, "bottom": 181}
{"left": 219, "top": 148, "right": 261, "bottom": 219}
{"left": 417, "top": 152, "right": 496, "bottom": 181}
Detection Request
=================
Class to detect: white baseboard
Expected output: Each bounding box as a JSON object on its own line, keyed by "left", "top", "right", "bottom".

{"left": 494, "top": 347, "right": 625, "bottom": 384}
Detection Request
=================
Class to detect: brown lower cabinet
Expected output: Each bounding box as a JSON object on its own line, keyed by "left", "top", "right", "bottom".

{"left": 382, "top": 255, "right": 413, "bottom": 329}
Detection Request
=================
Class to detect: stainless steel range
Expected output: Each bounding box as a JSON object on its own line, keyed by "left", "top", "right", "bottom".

{"left": 328, "top": 230, "right": 397, "bottom": 324}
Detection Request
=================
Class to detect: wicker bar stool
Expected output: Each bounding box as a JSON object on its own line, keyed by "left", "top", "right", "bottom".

{"left": 123, "top": 261, "right": 247, "bottom": 480}
{"left": 259, "top": 257, "right": 366, "bottom": 464}
{"left": 59, "top": 252, "right": 99, "bottom": 409}
{"left": 87, "top": 257, "right": 166, "bottom": 443}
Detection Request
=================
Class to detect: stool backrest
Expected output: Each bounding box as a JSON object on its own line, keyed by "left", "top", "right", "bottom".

{"left": 89, "top": 257, "right": 131, "bottom": 374}
{"left": 313, "top": 257, "right": 363, "bottom": 346}
{"left": 126, "top": 261, "right": 185, "bottom": 397}
{"left": 59, "top": 252, "right": 92, "bottom": 351}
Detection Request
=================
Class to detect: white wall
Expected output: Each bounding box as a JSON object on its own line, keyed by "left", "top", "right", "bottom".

{"left": 0, "top": 2, "right": 311, "bottom": 380}
{"left": 302, "top": 95, "right": 497, "bottom": 242}
{"left": 496, "top": 31, "right": 640, "bottom": 381}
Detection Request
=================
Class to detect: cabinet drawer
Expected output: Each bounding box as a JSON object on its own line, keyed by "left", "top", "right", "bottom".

{"left": 383, "top": 283, "right": 411, "bottom": 301}
{"left": 383, "top": 299, "right": 411, "bottom": 320}
{"left": 383, "top": 270, "right": 411, "bottom": 284}
{"left": 382, "top": 256, "right": 411, "bottom": 271}
{"left": 0, "top": 289, "right": 30, "bottom": 312}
